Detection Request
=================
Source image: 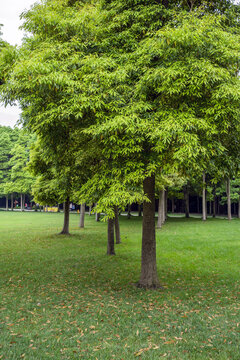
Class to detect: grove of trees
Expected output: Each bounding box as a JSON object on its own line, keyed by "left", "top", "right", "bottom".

{"left": 1, "top": 0, "right": 240, "bottom": 287}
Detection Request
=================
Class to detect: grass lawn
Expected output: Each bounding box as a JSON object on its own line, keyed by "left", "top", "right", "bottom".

{"left": 0, "top": 211, "right": 239, "bottom": 359}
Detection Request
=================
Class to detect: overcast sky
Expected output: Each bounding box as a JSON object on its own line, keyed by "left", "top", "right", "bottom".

{"left": 0, "top": 0, "right": 37, "bottom": 128}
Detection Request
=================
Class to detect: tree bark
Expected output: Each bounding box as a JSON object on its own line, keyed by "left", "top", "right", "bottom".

{"left": 213, "top": 197, "right": 216, "bottom": 218}
{"left": 11, "top": 193, "right": 13, "bottom": 211}
{"left": 157, "top": 190, "right": 164, "bottom": 229}
{"left": 184, "top": 186, "right": 190, "bottom": 218}
{"left": 138, "top": 175, "right": 160, "bottom": 288}
{"left": 89, "top": 205, "right": 92, "bottom": 215}
{"left": 21, "top": 194, "right": 24, "bottom": 211}
{"left": 202, "top": 173, "right": 206, "bottom": 221}
{"left": 107, "top": 217, "right": 115, "bottom": 255}
{"left": 226, "top": 178, "right": 231, "bottom": 221}
{"left": 79, "top": 203, "right": 85, "bottom": 228}
{"left": 95, "top": 204, "right": 100, "bottom": 221}
{"left": 164, "top": 188, "right": 168, "bottom": 221}
{"left": 59, "top": 197, "right": 70, "bottom": 235}
{"left": 6, "top": 194, "right": 8, "bottom": 211}
{"left": 95, "top": 212, "right": 100, "bottom": 221}
{"left": 114, "top": 206, "right": 121, "bottom": 244}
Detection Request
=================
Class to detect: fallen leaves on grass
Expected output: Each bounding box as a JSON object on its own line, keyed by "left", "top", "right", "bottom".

{"left": 134, "top": 343, "right": 159, "bottom": 356}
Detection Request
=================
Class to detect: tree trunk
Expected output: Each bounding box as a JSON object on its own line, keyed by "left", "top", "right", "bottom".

{"left": 138, "top": 204, "right": 142, "bottom": 217}
{"left": 89, "top": 205, "right": 92, "bottom": 215}
{"left": 6, "top": 194, "right": 8, "bottom": 211}
{"left": 11, "top": 193, "right": 14, "bottom": 211}
{"left": 79, "top": 203, "right": 85, "bottom": 228}
{"left": 209, "top": 200, "right": 212, "bottom": 216}
{"left": 202, "top": 173, "right": 206, "bottom": 221}
{"left": 107, "top": 217, "right": 115, "bottom": 255}
{"left": 127, "top": 204, "right": 131, "bottom": 219}
{"left": 114, "top": 206, "right": 121, "bottom": 244}
{"left": 217, "top": 196, "right": 220, "bottom": 215}
{"left": 157, "top": 190, "right": 164, "bottom": 229}
{"left": 184, "top": 186, "right": 190, "bottom": 218}
{"left": 95, "top": 204, "right": 100, "bottom": 221}
{"left": 171, "top": 198, "right": 174, "bottom": 213}
{"left": 95, "top": 212, "right": 100, "bottom": 221}
{"left": 57, "top": 203, "right": 60, "bottom": 212}
{"left": 226, "top": 178, "right": 231, "bottom": 221}
{"left": 213, "top": 196, "right": 216, "bottom": 218}
{"left": 59, "top": 197, "right": 70, "bottom": 235}
{"left": 164, "top": 188, "right": 168, "bottom": 220}
{"left": 138, "top": 175, "right": 160, "bottom": 288}
{"left": 21, "top": 194, "right": 24, "bottom": 211}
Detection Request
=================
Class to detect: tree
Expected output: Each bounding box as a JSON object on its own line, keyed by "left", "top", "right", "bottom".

{"left": 7, "top": 132, "right": 35, "bottom": 210}
{"left": 2, "top": 0, "right": 240, "bottom": 288}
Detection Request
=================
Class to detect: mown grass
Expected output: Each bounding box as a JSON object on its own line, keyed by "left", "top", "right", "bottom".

{"left": 0, "top": 211, "right": 239, "bottom": 359}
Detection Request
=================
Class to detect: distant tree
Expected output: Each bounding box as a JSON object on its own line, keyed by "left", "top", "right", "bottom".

{"left": 8, "top": 132, "right": 35, "bottom": 210}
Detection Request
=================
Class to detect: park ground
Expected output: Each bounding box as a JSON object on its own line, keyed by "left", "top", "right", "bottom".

{"left": 0, "top": 211, "right": 239, "bottom": 359}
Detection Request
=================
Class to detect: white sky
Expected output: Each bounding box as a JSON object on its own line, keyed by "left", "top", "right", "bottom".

{"left": 0, "top": 0, "right": 38, "bottom": 128}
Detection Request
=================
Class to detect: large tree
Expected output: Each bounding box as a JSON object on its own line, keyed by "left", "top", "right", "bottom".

{"left": 1, "top": 0, "right": 240, "bottom": 288}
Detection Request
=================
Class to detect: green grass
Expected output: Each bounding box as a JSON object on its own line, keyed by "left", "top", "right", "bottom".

{"left": 0, "top": 212, "right": 239, "bottom": 360}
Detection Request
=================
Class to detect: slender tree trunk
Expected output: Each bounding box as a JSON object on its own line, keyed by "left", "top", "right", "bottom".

{"left": 114, "top": 206, "right": 121, "bottom": 244}
{"left": 162, "top": 189, "right": 166, "bottom": 224}
{"left": 217, "top": 196, "right": 220, "bottom": 215}
{"left": 59, "top": 197, "right": 70, "bottom": 235}
{"left": 95, "top": 204, "right": 100, "bottom": 221}
{"left": 202, "top": 173, "right": 206, "bottom": 221}
{"left": 138, "top": 175, "right": 160, "bottom": 288}
{"left": 95, "top": 212, "right": 100, "bottom": 221}
{"left": 171, "top": 198, "right": 174, "bottom": 213}
{"left": 11, "top": 193, "right": 13, "bottom": 211}
{"left": 107, "top": 217, "right": 115, "bottom": 255}
{"left": 138, "top": 204, "right": 142, "bottom": 217}
{"left": 46, "top": 205, "right": 48, "bottom": 212}
{"left": 127, "top": 204, "right": 131, "bottom": 219}
{"left": 213, "top": 196, "right": 216, "bottom": 218}
{"left": 79, "top": 203, "right": 85, "bottom": 228}
{"left": 226, "top": 178, "right": 231, "bottom": 221}
{"left": 209, "top": 201, "right": 212, "bottom": 216}
{"left": 89, "top": 205, "right": 92, "bottom": 215}
{"left": 23, "top": 194, "right": 25, "bottom": 209}
{"left": 164, "top": 188, "right": 168, "bottom": 220}
{"left": 57, "top": 203, "right": 60, "bottom": 212}
{"left": 238, "top": 195, "right": 240, "bottom": 219}
{"left": 157, "top": 190, "right": 164, "bottom": 229}
{"left": 21, "top": 194, "right": 24, "bottom": 211}
{"left": 184, "top": 186, "right": 190, "bottom": 218}
{"left": 6, "top": 194, "right": 8, "bottom": 211}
